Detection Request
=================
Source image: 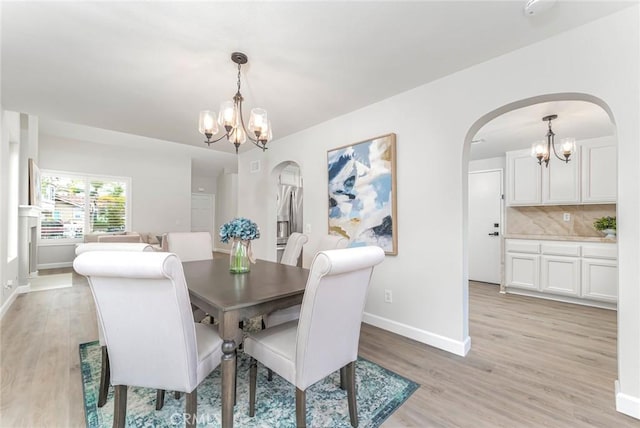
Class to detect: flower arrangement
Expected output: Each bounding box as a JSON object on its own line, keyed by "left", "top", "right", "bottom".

{"left": 219, "top": 217, "right": 261, "bottom": 243}
{"left": 593, "top": 216, "right": 616, "bottom": 231}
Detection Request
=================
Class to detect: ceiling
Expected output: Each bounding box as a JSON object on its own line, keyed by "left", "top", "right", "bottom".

{"left": 1, "top": 1, "right": 633, "bottom": 163}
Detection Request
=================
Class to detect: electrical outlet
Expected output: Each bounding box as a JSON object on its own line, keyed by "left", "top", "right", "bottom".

{"left": 384, "top": 289, "right": 392, "bottom": 303}
{"left": 563, "top": 213, "right": 571, "bottom": 222}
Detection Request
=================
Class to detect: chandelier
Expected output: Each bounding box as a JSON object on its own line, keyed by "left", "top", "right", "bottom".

{"left": 531, "top": 114, "right": 575, "bottom": 167}
{"left": 198, "top": 52, "right": 272, "bottom": 154}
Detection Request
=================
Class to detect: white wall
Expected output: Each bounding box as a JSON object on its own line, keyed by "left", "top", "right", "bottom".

{"left": 192, "top": 175, "right": 217, "bottom": 194}
{"left": 238, "top": 6, "right": 640, "bottom": 418}
{"left": 214, "top": 171, "right": 238, "bottom": 252}
{"left": 38, "top": 133, "right": 193, "bottom": 267}
{"left": 469, "top": 156, "right": 505, "bottom": 172}
{"left": 0, "top": 110, "right": 21, "bottom": 316}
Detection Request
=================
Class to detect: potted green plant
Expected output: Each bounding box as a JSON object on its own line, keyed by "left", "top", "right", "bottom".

{"left": 593, "top": 216, "right": 616, "bottom": 239}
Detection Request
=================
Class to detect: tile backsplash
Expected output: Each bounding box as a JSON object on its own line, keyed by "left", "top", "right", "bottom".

{"left": 506, "top": 204, "right": 616, "bottom": 238}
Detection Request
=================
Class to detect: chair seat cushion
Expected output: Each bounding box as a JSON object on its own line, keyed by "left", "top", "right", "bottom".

{"left": 195, "top": 323, "right": 223, "bottom": 386}
{"left": 244, "top": 320, "right": 298, "bottom": 385}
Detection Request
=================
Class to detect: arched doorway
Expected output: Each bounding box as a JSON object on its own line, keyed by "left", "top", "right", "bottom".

{"left": 270, "top": 161, "right": 303, "bottom": 264}
{"left": 463, "top": 92, "right": 621, "bottom": 416}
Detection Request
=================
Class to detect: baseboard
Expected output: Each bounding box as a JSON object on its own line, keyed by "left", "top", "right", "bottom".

{"left": 214, "top": 248, "right": 230, "bottom": 254}
{"left": 37, "top": 262, "right": 73, "bottom": 270}
{"left": 17, "top": 285, "right": 31, "bottom": 294}
{"left": 0, "top": 287, "right": 19, "bottom": 320}
{"left": 362, "top": 312, "right": 471, "bottom": 357}
{"left": 616, "top": 380, "right": 640, "bottom": 420}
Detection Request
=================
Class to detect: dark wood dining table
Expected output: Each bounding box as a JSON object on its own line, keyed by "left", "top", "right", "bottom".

{"left": 182, "top": 257, "right": 309, "bottom": 428}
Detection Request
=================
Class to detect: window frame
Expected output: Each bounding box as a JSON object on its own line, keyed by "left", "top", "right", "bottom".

{"left": 38, "top": 169, "right": 131, "bottom": 246}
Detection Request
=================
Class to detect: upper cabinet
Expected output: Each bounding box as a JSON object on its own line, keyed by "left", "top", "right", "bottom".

{"left": 506, "top": 149, "right": 541, "bottom": 206}
{"left": 581, "top": 137, "right": 617, "bottom": 203}
{"left": 506, "top": 137, "right": 616, "bottom": 206}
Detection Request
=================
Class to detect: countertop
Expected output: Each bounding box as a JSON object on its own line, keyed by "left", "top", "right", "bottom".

{"left": 504, "top": 234, "right": 616, "bottom": 243}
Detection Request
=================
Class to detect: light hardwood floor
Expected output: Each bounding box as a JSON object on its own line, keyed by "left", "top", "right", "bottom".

{"left": 1, "top": 273, "right": 638, "bottom": 427}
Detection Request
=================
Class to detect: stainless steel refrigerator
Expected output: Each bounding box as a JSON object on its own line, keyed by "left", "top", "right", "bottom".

{"left": 276, "top": 184, "right": 303, "bottom": 261}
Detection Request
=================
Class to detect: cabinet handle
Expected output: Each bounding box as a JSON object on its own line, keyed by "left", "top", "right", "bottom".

{"left": 488, "top": 232, "right": 499, "bottom": 236}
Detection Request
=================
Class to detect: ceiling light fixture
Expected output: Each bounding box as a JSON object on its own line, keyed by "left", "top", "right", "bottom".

{"left": 531, "top": 114, "right": 575, "bottom": 167}
{"left": 198, "top": 52, "right": 272, "bottom": 154}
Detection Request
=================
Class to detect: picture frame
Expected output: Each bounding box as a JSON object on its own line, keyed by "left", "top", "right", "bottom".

{"left": 327, "top": 133, "right": 398, "bottom": 255}
{"left": 28, "top": 158, "right": 41, "bottom": 207}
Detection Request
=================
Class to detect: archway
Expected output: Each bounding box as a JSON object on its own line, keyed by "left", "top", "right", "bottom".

{"left": 268, "top": 161, "right": 303, "bottom": 263}
{"left": 462, "top": 92, "right": 619, "bottom": 412}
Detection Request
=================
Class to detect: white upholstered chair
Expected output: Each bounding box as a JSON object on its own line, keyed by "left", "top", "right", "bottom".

{"left": 74, "top": 242, "right": 154, "bottom": 408}
{"left": 280, "top": 232, "right": 308, "bottom": 267}
{"left": 245, "top": 246, "right": 384, "bottom": 427}
{"left": 73, "top": 251, "right": 223, "bottom": 428}
{"left": 264, "top": 234, "right": 348, "bottom": 329}
{"left": 166, "top": 232, "right": 214, "bottom": 322}
{"left": 165, "top": 232, "right": 213, "bottom": 262}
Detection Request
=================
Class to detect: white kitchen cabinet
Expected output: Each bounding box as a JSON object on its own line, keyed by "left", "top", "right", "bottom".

{"left": 581, "top": 259, "right": 617, "bottom": 302}
{"left": 506, "top": 138, "right": 616, "bottom": 206}
{"left": 506, "top": 149, "right": 541, "bottom": 206}
{"left": 505, "top": 239, "right": 617, "bottom": 306}
{"left": 540, "top": 255, "right": 581, "bottom": 296}
{"left": 581, "top": 138, "right": 617, "bottom": 203}
{"left": 506, "top": 252, "right": 540, "bottom": 291}
{"left": 541, "top": 155, "right": 580, "bottom": 204}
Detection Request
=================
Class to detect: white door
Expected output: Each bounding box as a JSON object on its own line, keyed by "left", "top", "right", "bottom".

{"left": 191, "top": 193, "right": 214, "bottom": 237}
{"left": 469, "top": 170, "right": 502, "bottom": 284}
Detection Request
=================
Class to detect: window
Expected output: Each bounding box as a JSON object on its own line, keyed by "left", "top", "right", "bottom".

{"left": 39, "top": 171, "right": 130, "bottom": 242}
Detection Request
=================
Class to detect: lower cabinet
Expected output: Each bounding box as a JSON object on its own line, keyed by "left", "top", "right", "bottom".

{"left": 540, "top": 256, "right": 580, "bottom": 297}
{"left": 581, "top": 258, "right": 617, "bottom": 302}
{"left": 504, "top": 239, "right": 617, "bottom": 305}
{"left": 505, "top": 253, "right": 539, "bottom": 291}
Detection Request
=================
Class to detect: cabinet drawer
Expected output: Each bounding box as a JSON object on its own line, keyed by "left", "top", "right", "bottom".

{"left": 582, "top": 244, "right": 617, "bottom": 260}
{"left": 541, "top": 243, "right": 581, "bottom": 257}
{"left": 505, "top": 240, "right": 540, "bottom": 254}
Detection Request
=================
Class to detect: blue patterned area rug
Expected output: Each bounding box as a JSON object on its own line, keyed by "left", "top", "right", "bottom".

{"left": 79, "top": 341, "right": 418, "bottom": 427}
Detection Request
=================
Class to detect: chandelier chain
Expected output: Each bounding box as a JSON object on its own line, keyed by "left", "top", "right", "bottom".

{"left": 237, "top": 63, "right": 242, "bottom": 94}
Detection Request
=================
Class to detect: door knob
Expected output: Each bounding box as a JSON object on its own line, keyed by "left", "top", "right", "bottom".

{"left": 488, "top": 232, "right": 499, "bottom": 236}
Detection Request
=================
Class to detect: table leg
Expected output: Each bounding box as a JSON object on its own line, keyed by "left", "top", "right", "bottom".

{"left": 220, "top": 311, "right": 239, "bottom": 428}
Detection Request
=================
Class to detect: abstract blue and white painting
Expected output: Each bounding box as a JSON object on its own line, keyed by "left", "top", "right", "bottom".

{"left": 327, "top": 133, "right": 397, "bottom": 255}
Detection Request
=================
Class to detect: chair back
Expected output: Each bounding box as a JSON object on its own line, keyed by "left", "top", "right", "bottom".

{"left": 317, "top": 234, "right": 349, "bottom": 252}
{"left": 295, "top": 246, "right": 384, "bottom": 390}
{"left": 166, "top": 232, "right": 213, "bottom": 262}
{"left": 73, "top": 251, "right": 200, "bottom": 392}
{"left": 75, "top": 242, "right": 153, "bottom": 255}
{"left": 280, "top": 233, "right": 308, "bottom": 266}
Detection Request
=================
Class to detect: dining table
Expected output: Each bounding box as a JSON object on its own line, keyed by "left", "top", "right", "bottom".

{"left": 182, "top": 257, "right": 309, "bottom": 428}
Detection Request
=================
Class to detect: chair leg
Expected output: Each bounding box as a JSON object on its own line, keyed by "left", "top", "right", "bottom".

{"left": 267, "top": 368, "right": 273, "bottom": 381}
{"left": 175, "top": 391, "right": 181, "bottom": 399}
{"left": 98, "top": 346, "right": 110, "bottom": 408}
{"left": 234, "top": 350, "right": 238, "bottom": 406}
{"left": 156, "top": 389, "right": 165, "bottom": 410}
{"left": 346, "top": 362, "right": 358, "bottom": 427}
{"left": 296, "top": 388, "right": 306, "bottom": 428}
{"left": 249, "top": 357, "right": 257, "bottom": 417}
{"left": 113, "top": 385, "right": 127, "bottom": 428}
{"left": 340, "top": 366, "right": 347, "bottom": 390}
{"left": 185, "top": 388, "right": 197, "bottom": 428}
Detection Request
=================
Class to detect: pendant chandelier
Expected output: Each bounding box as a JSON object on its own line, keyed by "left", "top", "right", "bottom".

{"left": 198, "top": 52, "right": 272, "bottom": 154}
{"left": 531, "top": 114, "right": 576, "bottom": 167}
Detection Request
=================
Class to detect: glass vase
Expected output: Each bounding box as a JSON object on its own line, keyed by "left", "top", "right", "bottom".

{"left": 229, "top": 239, "right": 250, "bottom": 274}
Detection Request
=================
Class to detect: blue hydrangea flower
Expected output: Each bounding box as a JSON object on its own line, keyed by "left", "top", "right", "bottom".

{"left": 219, "top": 217, "right": 261, "bottom": 243}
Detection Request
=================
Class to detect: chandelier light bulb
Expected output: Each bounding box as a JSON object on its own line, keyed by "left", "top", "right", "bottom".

{"left": 218, "top": 100, "right": 237, "bottom": 131}
{"left": 198, "top": 110, "right": 218, "bottom": 139}
{"left": 560, "top": 137, "right": 576, "bottom": 156}
{"left": 230, "top": 126, "right": 247, "bottom": 145}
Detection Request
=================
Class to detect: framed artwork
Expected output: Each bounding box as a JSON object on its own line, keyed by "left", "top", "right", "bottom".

{"left": 327, "top": 133, "right": 397, "bottom": 255}
{"left": 28, "top": 158, "right": 41, "bottom": 207}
